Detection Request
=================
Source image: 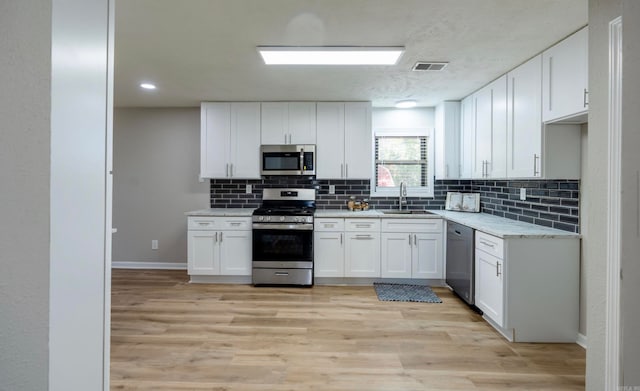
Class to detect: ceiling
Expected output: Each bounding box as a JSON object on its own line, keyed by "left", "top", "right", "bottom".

{"left": 114, "top": 0, "right": 587, "bottom": 108}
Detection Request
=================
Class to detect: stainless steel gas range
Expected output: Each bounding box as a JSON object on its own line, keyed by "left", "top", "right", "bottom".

{"left": 251, "top": 188, "right": 315, "bottom": 286}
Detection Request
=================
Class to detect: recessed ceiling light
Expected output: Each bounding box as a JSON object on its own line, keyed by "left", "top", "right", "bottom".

{"left": 140, "top": 83, "right": 156, "bottom": 90}
{"left": 395, "top": 100, "right": 417, "bottom": 109}
{"left": 257, "top": 46, "right": 404, "bottom": 65}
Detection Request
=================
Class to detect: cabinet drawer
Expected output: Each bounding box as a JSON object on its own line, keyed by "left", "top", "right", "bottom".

{"left": 315, "top": 218, "right": 345, "bottom": 231}
{"left": 345, "top": 218, "right": 380, "bottom": 232}
{"left": 381, "top": 218, "right": 442, "bottom": 233}
{"left": 475, "top": 231, "right": 504, "bottom": 259}
{"left": 188, "top": 217, "right": 218, "bottom": 230}
{"left": 220, "top": 217, "right": 251, "bottom": 230}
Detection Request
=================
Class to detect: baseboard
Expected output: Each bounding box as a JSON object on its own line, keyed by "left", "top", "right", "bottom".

{"left": 576, "top": 333, "right": 587, "bottom": 349}
{"left": 112, "top": 261, "right": 187, "bottom": 270}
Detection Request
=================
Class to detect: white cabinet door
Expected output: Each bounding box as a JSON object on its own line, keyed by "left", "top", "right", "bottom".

{"left": 229, "top": 103, "right": 261, "bottom": 178}
{"left": 344, "top": 102, "right": 372, "bottom": 179}
{"left": 261, "top": 102, "right": 288, "bottom": 144}
{"left": 542, "top": 26, "right": 588, "bottom": 123}
{"left": 219, "top": 230, "right": 252, "bottom": 276}
{"left": 288, "top": 102, "right": 316, "bottom": 144}
{"left": 316, "top": 102, "right": 345, "bottom": 179}
{"left": 460, "top": 95, "right": 475, "bottom": 179}
{"left": 490, "top": 76, "right": 508, "bottom": 178}
{"left": 507, "top": 55, "right": 542, "bottom": 178}
{"left": 412, "top": 233, "right": 443, "bottom": 279}
{"left": 345, "top": 232, "right": 381, "bottom": 277}
{"left": 435, "top": 101, "right": 461, "bottom": 179}
{"left": 187, "top": 231, "right": 219, "bottom": 275}
{"left": 475, "top": 249, "right": 504, "bottom": 326}
{"left": 473, "top": 76, "right": 507, "bottom": 179}
{"left": 473, "top": 88, "right": 492, "bottom": 178}
{"left": 381, "top": 233, "right": 412, "bottom": 278}
{"left": 200, "top": 103, "right": 231, "bottom": 178}
{"left": 314, "top": 231, "right": 345, "bottom": 277}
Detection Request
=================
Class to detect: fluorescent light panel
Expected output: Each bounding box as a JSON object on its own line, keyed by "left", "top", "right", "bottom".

{"left": 395, "top": 100, "right": 417, "bottom": 109}
{"left": 258, "top": 46, "right": 404, "bottom": 65}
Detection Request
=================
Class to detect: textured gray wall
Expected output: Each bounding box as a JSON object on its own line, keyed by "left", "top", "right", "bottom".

{"left": 0, "top": 2, "right": 51, "bottom": 390}
{"left": 113, "top": 108, "right": 209, "bottom": 265}
{"left": 586, "top": 1, "right": 620, "bottom": 389}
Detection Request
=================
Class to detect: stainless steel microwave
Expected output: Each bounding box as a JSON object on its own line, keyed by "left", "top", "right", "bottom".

{"left": 260, "top": 144, "right": 316, "bottom": 176}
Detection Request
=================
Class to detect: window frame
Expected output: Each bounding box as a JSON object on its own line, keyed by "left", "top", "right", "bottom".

{"left": 370, "top": 128, "right": 435, "bottom": 198}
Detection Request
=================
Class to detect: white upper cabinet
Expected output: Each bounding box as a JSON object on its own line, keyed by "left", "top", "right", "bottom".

{"left": 200, "top": 102, "right": 261, "bottom": 179}
{"left": 261, "top": 102, "right": 316, "bottom": 145}
{"left": 344, "top": 102, "right": 372, "bottom": 179}
{"left": 459, "top": 95, "right": 475, "bottom": 179}
{"left": 542, "top": 26, "right": 588, "bottom": 123}
{"left": 473, "top": 75, "right": 507, "bottom": 179}
{"left": 316, "top": 102, "right": 372, "bottom": 179}
{"left": 507, "top": 55, "right": 543, "bottom": 178}
{"left": 435, "top": 101, "right": 461, "bottom": 179}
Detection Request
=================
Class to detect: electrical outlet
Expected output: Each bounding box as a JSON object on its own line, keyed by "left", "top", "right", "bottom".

{"left": 152, "top": 240, "right": 158, "bottom": 250}
{"left": 329, "top": 185, "right": 335, "bottom": 194}
{"left": 246, "top": 184, "right": 252, "bottom": 194}
{"left": 520, "top": 188, "right": 527, "bottom": 201}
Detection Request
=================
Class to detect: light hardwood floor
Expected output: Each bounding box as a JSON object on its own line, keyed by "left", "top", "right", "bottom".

{"left": 110, "top": 269, "right": 585, "bottom": 390}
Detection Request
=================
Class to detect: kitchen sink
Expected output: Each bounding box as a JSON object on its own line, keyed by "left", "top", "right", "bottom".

{"left": 380, "top": 210, "right": 436, "bottom": 215}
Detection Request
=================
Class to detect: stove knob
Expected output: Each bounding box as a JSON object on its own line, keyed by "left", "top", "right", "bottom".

{"left": 266, "top": 216, "right": 271, "bottom": 222}
{"left": 280, "top": 216, "right": 285, "bottom": 222}
{"left": 258, "top": 216, "right": 264, "bottom": 221}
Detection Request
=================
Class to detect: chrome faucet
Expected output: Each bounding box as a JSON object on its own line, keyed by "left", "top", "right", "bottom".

{"left": 399, "top": 181, "right": 407, "bottom": 210}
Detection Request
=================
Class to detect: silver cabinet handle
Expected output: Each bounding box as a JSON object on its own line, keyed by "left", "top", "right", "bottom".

{"left": 408, "top": 234, "right": 412, "bottom": 246}
{"left": 345, "top": 164, "right": 349, "bottom": 178}
{"left": 445, "top": 164, "right": 449, "bottom": 178}
{"left": 230, "top": 222, "right": 241, "bottom": 226}
{"left": 219, "top": 232, "right": 223, "bottom": 242}
{"left": 480, "top": 240, "right": 495, "bottom": 248}
{"left": 299, "top": 148, "right": 304, "bottom": 175}
{"left": 355, "top": 224, "right": 371, "bottom": 228}
{"left": 414, "top": 234, "right": 417, "bottom": 245}
{"left": 533, "top": 154, "right": 540, "bottom": 176}
{"left": 341, "top": 164, "right": 344, "bottom": 178}
{"left": 230, "top": 163, "right": 233, "bottom": 177}
{"left": 340, "top": 233, "right": 343, "bottom": 245}
{"left": 496, "top": 261, "right": 502, "bottom": 277}
{"left": 355, "top": 234, "right": 373, "bottom": 239}
{"left": 275, "top": 271, "right": 289, "bottom": 276}
{"left": 583, "top": 88, "right": 589, "bottom": 108}
{"left": 214, "top": 232, "right": 218, "bottom": 242}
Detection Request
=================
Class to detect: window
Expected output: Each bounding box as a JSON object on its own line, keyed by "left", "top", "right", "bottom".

{"left": 371, "top": 129, "right": 434, "bottom": 197}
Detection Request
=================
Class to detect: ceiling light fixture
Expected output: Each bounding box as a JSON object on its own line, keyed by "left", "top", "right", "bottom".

{"left": 257, "top": 46, "right": 405, "bottom": 65}
{"left": 140, "top": 83, "right": 156, "bottom": 90}
{"left": 395, "top": 100, "right": 417, "bottom": 109}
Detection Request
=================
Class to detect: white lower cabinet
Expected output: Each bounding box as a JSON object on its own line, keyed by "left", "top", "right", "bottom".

{"left": 475, "top": 247, "right": 504, "bottom": 326}
{"left": 381, "top": 219, "right": 444, "bottom": 279}
{"left": 314, "top": 218, "right": 346, "bottom": 277}
{"left": 344, "top": 218, "right": 381, "bottom": 277}
{"left": 187, "top": 216, "right": 252, "bottom": 276}
{"left": 473, "top": 230, "right": 580, "bottom": 342}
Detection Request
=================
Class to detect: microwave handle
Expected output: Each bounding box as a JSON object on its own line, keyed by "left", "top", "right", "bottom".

{"left": 299, "top": 147, "right": 304, "bottom": 175}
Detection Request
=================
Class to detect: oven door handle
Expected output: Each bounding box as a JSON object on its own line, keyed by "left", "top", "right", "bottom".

{"left": 252, "top": 223, "right": 314, "bottom": 231}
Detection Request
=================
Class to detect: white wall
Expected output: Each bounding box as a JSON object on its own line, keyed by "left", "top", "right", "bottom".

{"left": 112, "top": 108, "right": 209, "bottom": 266}
{"left": 49, "top": 0, "right": 112, "bottom": 389}
{"left": 0, "top": 0, "right": 112, "bottom": 390}
{"left": 0, "top": 2, "right": 51, "bottom": 389}
{"left": 372, "top": 107, "right": 435, "bottom": 130}
{"left": 586, "top": 0, "right": 640, "bottom": 388}
{"left": 619, "top": 1, "right": 640, "bottom": 385}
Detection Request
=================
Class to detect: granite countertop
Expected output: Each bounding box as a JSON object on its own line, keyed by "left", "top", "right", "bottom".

{"left": 185, "top": 208, "right": 254, "bottom": 217}
{"left": 314, "top": 209, "right": 442, "bottom": 219}
{"left": 430, "top": 210, "right": 580, "bottom": 239}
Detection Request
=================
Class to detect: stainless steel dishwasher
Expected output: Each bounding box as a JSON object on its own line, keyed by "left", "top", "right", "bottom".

{"left": 446, "top": 221, "right": 475, "bottom": 305}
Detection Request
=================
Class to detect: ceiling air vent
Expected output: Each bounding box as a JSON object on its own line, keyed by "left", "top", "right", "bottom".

{"left": 412, "top": 62, "right": 448, "bottom": 71}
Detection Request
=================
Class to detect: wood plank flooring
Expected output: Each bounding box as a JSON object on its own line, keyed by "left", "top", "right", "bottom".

{"left": 110, "top": 269, "right": 585, "bottom": 390}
